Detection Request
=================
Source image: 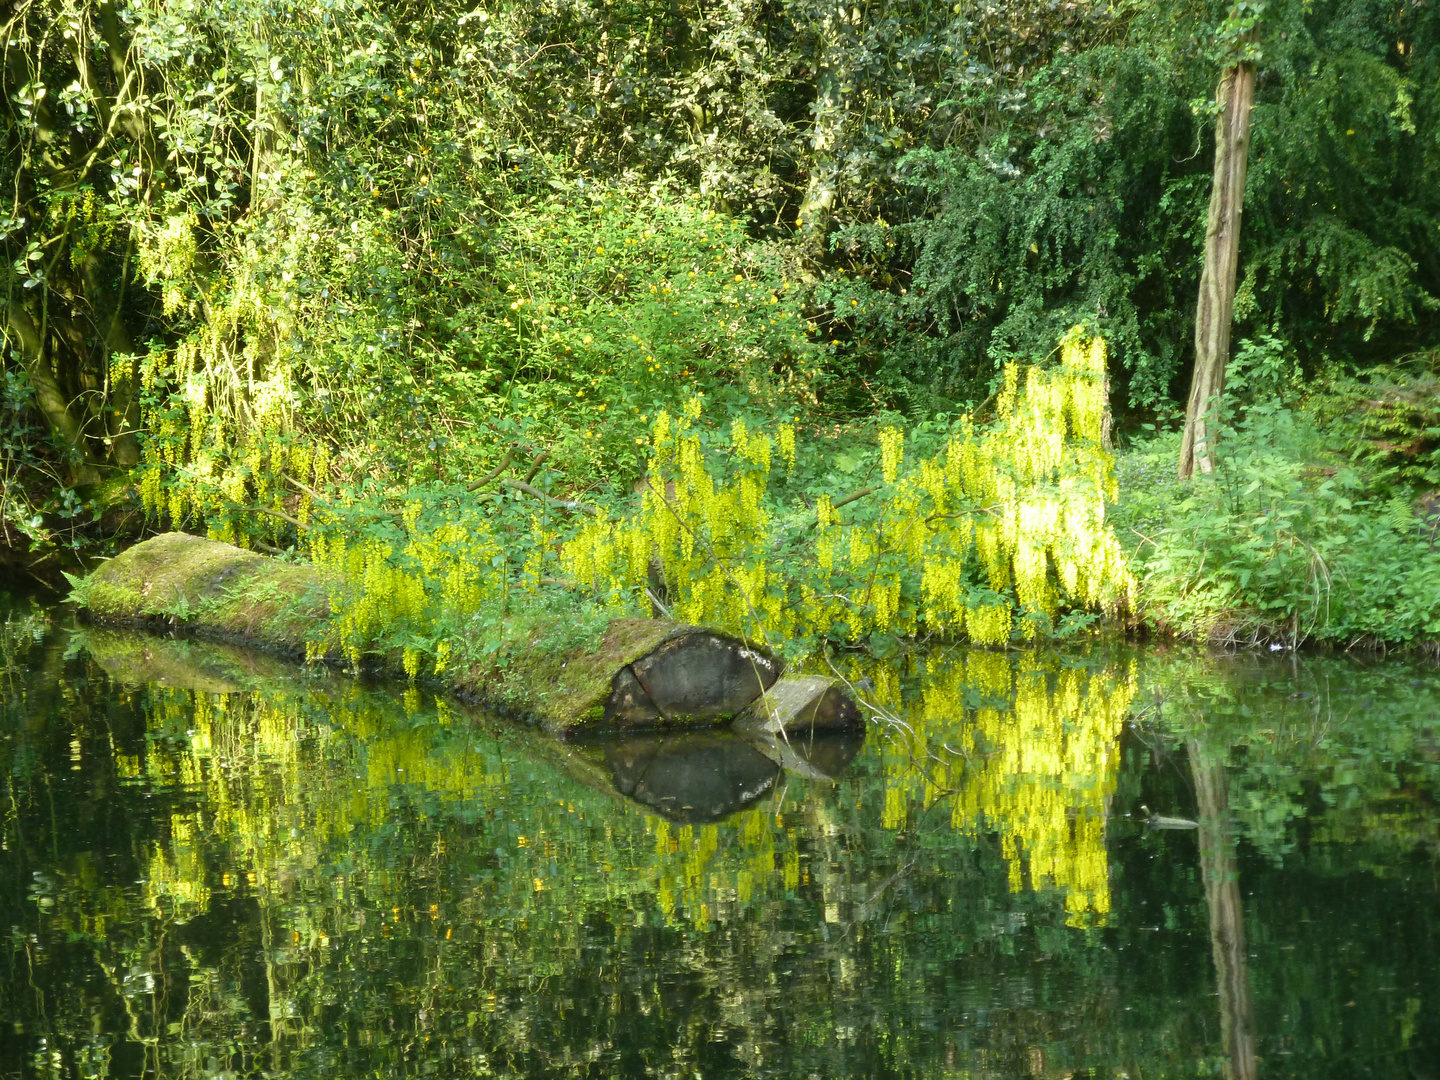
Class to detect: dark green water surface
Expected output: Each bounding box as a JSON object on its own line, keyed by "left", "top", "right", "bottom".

{"left": 2, "top": 588, "right": 1438, "bottom": 1079}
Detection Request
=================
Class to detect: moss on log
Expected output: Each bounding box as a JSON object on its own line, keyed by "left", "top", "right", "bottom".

{"left": 79, "top": 531, "right": 336, "bottom": 655}
{"left": 78, "top": 532, "right": 784, "bottom": 735}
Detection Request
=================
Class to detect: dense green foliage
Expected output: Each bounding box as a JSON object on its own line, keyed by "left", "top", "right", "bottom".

{"left": 1114, "top": 354, "right": 1440, "bottom": 647}
{"left": 874, "top": 0, "right": 1439, "bottom": 408}
{"left": 2, "top": 0, "right": 1438, "bottom": 647}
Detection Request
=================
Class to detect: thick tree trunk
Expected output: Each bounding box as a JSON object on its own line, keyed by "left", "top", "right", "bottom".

{"left": 3, "top": 1, "right": 143, "bottom": 483}
{"left": 1179, "top": 62, "right": 1256, "bottom": 479}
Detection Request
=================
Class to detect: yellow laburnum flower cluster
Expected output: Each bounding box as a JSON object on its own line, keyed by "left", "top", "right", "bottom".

{"left": 563, "top": 327, "right": 1134, "bottom": 650}
{"left": 866, "top": 649, "right": 1136, "bottom": 926}
{"left": 307, "top": 533, "right": 427, "bottom": 666}
{"left": 136, "top": 293, "right": 315, "bottom": 550}
{"left": 304, "top": 505, "right": 505, "bottom": 672}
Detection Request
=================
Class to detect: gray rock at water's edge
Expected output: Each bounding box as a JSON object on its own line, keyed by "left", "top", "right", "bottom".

{"left": 734, "top": 675, "right": 863, "bottom": 738}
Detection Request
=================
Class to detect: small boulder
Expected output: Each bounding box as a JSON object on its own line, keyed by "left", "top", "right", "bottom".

{"left": 734, "top": 675, "right": 863, "bottom": 738}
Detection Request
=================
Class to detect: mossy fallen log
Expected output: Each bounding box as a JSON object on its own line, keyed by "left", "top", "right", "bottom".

{"left": 78, "top": 532, "right": 785, "bottom": 735}
{"left": 78, "top": 531, "right": 336, "bottom": 656}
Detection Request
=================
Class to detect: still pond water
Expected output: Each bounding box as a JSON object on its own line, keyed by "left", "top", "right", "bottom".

{"left": 2, "top": 588, "right": 1438, "bottom": 1079}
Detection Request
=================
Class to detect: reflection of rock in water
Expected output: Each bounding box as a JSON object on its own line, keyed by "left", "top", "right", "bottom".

{"left": 605, "top": 732, "right": 781, "bottom": 823}
{"left": 747, "top": 729, "right": 866, "bottom": 782}
{"left": 602, "top": 724, "right": 867, "bottom": 822}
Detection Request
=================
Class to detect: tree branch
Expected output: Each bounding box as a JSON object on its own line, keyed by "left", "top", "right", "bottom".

{"left": 523, "top": 447, "right": 550, "bottom": 483}
{"left": 466, "top": 446, "right": 515, "bottom": 491}
{"left": 250, "top": 505, "right": 311, "bottom": 531}
{"left": 500, "top": 477, "right": 599, "bottom": 515}
{"left": 284, "top": 474, "right": 329, "bottom": 503}
{"left": 832, "top": 484, "right": 881, "bottom": 511}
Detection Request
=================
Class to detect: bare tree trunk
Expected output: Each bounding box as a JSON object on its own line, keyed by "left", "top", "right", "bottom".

{"left": 1191, "top": 743, "right": 1259, "bottom": 1080}
{"left": 1179, "top": 62, "right": 1256, "bottom": 479}
{"left": 795, "top": 9, "right": 856, "bottom": 252}
{"left": 78, "top": 250, "right": 143, "bottom": 466}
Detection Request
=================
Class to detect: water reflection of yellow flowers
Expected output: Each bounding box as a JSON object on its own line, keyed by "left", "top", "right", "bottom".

{"left": 125, "top": 648, "right": 1131, "bottom": 937}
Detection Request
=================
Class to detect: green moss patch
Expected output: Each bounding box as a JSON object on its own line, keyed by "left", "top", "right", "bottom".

{"left": 452, "top": 617, "right": 682, "bottom": 733}
{"left": 78, "top": 531, "right": 338, "bottom": 656}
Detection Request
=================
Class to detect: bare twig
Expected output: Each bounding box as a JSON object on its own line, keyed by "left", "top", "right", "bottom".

{"left": 284, "top": 474, "right": 329, "bottom": 503}
{"left": 1129, "top": 527, "right": 1159, "bottom": 550}
{"left": 251, "top": 506, "right": 310, "bottom": 532}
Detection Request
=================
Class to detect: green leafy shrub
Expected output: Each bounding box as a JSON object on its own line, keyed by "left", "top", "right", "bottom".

{"left": 1118, "top": 396, "right": 1440, "bottom": 647}
{"left": 1307, "top": 355, "right": 1440, "bottom": 495}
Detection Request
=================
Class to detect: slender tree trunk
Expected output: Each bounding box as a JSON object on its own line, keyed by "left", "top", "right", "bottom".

{"left": 797, "top": 65, "right": 841, "bottom": 239}
{"left": 796, "top": 9, "right": 855, "bottom": 251}
{"left": 78, "top": 250, "right": 142, "bottom": 466}
{"left": 1179, "top": 62, "right": 1256, "bottom": 479}
{"left": 1191, "top": 743, "right": 1259, "bottom": 1080}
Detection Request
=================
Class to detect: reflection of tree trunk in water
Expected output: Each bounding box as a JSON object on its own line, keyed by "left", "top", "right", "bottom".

{"left": 260, "top": 895, "right": 289, "bottom": 1072}
{"left": 1191, "top": 743, "right": 1258, "bottom": 1080}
